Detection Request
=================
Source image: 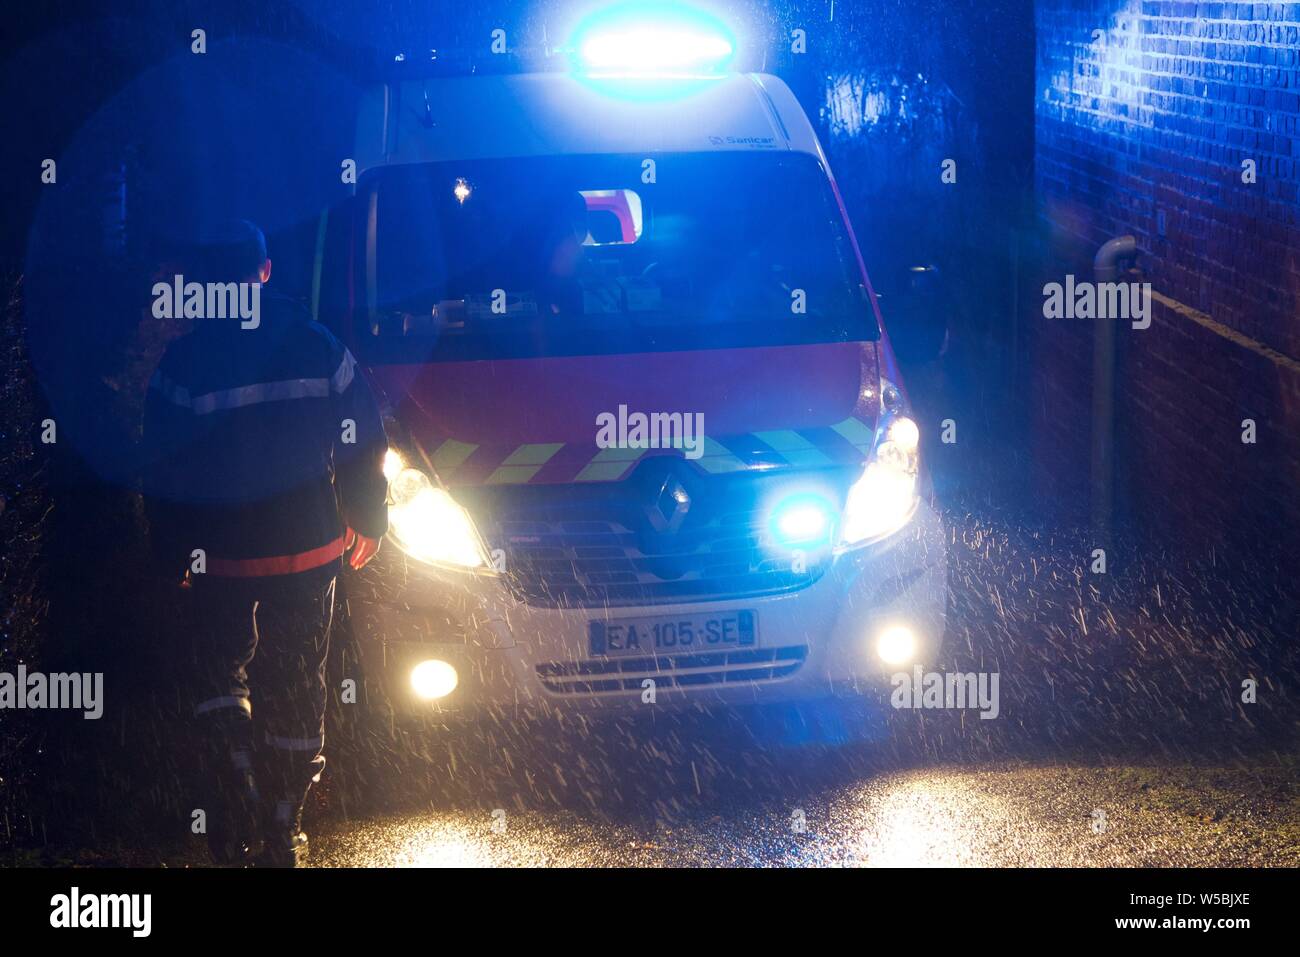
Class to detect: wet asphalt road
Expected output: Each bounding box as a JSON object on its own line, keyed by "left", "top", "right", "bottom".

{"left": 307, "top": 763, "right": 1300, "bottom": 868}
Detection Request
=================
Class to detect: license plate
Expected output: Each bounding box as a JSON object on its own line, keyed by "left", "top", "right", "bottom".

{"left": 589, "top": 610, "right": 757, "bottom": 657}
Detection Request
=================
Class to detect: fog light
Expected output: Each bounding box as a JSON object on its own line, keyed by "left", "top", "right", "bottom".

{"left": 876, "top": 625, "right": 917, "bottom": 666}
{"left": 410, "top": 659, "right": 458, "bottom": 701}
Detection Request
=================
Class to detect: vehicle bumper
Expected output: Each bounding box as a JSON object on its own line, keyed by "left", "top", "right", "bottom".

{"left": 347, "top": 500, "right": 947, "bottom": 719}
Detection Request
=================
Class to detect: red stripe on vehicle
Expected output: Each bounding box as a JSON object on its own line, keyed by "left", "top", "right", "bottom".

{"left": 371, "top": 344, "right": 862, "bottom": 447}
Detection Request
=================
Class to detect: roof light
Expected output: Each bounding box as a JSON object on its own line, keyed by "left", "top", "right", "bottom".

{"left": 570, "top": 4, "right": 736, "bottom": 78}
{"left": 580, "top": 27, "right": 732, "bottom": 74}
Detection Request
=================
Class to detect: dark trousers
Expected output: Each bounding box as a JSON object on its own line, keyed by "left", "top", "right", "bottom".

{"left": 188, "top": 566, "right": 336, "bottom": 836}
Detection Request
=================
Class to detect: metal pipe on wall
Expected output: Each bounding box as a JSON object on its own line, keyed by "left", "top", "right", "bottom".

{"left": 1091, "top": 235, "right": 1138, "bottom": 552}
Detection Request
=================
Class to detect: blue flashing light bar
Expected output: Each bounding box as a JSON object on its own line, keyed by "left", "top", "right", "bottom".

{"left": 569, "top": 3, "right": 737, "bottom": 78}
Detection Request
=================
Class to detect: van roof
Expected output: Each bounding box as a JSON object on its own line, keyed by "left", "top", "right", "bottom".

{"left": 353, "top": 72, "right": 825, "bottom": 178}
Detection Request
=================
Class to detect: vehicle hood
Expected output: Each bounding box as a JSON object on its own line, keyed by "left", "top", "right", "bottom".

{"left": 370, "top": 343, "right": 881, "bottom": 487}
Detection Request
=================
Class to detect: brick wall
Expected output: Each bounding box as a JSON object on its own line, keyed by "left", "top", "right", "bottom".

{"left": 1032, "top": 0, "right": 1300, "bottom": 552}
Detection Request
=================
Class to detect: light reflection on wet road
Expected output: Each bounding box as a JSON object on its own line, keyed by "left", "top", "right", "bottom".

{"left": 308, "top": 764, "right": 1300, "bottom": 867}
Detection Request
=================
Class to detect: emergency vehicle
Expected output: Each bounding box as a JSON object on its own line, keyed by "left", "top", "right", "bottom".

{"left": 315, "top": 12, "right": 948, "bottom": 719}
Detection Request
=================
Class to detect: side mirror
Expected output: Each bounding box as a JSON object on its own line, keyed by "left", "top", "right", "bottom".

{"left": 880, "top": 264, "right": 948, "bottom": 363}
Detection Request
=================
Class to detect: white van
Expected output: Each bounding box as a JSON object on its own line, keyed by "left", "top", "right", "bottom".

{"left": 320, "top": 31, "right": 947, "bottom": 719}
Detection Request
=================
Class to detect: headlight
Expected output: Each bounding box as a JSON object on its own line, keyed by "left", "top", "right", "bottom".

{"left": 388, "top": 463, "right": 488, "bottom": 569}
{"left": 382, "top": 448, "right": 404, "bottom": 482}
{"left": 840, "top": 411, "right": 921, "bottom": 547}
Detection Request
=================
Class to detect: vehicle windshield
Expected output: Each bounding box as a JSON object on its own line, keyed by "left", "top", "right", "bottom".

{"left": 358, "top": 151, "right": 876, "bottom": 363}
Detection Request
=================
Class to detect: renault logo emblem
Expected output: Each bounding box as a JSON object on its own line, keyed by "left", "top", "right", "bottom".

{"left": 647, "top": 475, "right": 691, "bottom": 533}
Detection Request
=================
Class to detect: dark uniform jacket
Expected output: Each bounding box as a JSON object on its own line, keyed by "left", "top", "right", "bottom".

{"left": 142, "top": 296, "right": 388, "bottom": 577}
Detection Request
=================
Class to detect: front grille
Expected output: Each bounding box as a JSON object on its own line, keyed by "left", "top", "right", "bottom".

{"left": 536, "top": 646, "right": 809, "bottom": 694}
{"left": 470, "top": 461, "right": 853, "bottom": 608}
